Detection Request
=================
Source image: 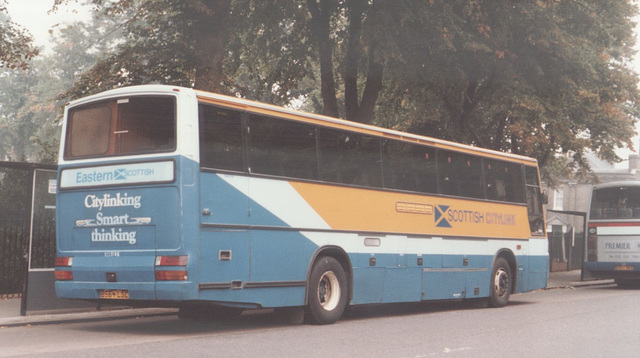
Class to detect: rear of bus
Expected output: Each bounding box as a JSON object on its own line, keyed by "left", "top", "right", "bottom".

{"left": 585, "top": 182, "right": 640, "bottom": 287}
{"left": 55, "top": 86, "right": 200, "bottom": 304}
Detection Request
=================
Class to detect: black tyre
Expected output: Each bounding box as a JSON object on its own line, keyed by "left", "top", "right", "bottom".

{"left": 488, "top": 257, "right": 512, "bottom": 308}
{"left": 615, "top": 278, "right": 640, "bottom": 289}
{"left": 178, "top": 306, "right": 200, "bottom": 320}
{"left": 306, "top": 256, "right": 348, "bottom": 325}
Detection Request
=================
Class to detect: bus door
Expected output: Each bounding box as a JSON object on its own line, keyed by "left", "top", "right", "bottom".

{"left": 198, "top": 104, "right": 252, "bottom": 289}
{"left": 420, "top": 237, "right": 467, "bottom": 300}
{"left": 198, "top": 173, "right": 251, "bottom": 287}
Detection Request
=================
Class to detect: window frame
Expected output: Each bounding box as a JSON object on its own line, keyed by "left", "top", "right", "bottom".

{"left": 64, "top": 96, "right": 177, "bottom": 160}
{"left": 197, "top": 103, "right": 533, "bottom": 206}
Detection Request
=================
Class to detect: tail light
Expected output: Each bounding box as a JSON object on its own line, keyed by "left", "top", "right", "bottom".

{"left": 155, "top": 255, "right": 188, "bottom": 266}
{"left": 155, "top": 255, "right": 188, "bottom": 281}
{"left": 587, "top": 226, "right": 598, "bottom": 262}
{"left": 55, "top": 256, "right": 74, "bottom": 281}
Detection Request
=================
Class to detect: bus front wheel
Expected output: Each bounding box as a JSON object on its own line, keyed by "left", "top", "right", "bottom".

{"left": 306, "top": 256, "right": 348, "bottom": 325}
{"left": 488, "top": 257, "right": 512, "bottom": 308}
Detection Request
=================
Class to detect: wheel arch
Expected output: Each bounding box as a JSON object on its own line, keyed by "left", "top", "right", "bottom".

{"left": 305, "top": 246, "right": 353, "bottom": 305}
{"left": 494, "top": 249, "right": 517, "bottom": 294}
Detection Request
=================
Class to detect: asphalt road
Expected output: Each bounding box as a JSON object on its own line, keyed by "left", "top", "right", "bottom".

{"left": 1, "top": 284, "right": 637, "bottom": 357}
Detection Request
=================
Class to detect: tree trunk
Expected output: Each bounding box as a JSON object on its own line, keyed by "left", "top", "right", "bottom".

{"left": 352, "top": 43, "right": 383, "bottom": 124}
{"left": 346, "top": 0, "right": 383, "bottom": 124}
{"left": 192, "top": 0, "right": 232, "bottom": 93}
{"left": 344, "top": 0, "right": 366, "bottom": 121}
{"left": 307, "top": 0, "right": 339, "bottom": 118}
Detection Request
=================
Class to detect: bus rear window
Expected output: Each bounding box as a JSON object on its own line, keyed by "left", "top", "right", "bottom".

{"left": 64, "top": 96, "right": 176, "bottom": 159}
{"left": 590, "top": 187, "right": 640, "bottom": 219}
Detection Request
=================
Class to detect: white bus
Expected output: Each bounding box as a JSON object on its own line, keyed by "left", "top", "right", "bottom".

{"left": 586, "top": 181, "right": 640, "bottom": 287}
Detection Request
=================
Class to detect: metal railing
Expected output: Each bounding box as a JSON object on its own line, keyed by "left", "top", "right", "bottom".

{"left": 0, "top": 162, "right": 56, "bottom": 296}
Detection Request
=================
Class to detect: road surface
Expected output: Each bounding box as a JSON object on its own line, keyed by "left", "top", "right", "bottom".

{"left": 1, "top": 284, "right": 636, "bottom": 357}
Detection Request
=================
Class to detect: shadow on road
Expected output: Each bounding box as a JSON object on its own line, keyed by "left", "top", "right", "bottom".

{"left": 75, "top": 296, "right": 538, "bottom": 336}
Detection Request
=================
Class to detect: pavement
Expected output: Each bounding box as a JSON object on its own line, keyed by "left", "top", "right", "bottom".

{"left": 0, "top": 270, "right": 614, "bottom": 328}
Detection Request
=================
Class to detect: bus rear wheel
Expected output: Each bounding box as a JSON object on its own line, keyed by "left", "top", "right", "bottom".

{"left": 615, "top": 278, "right": 640, "bottom": 289}
{"left": 488, "top": 257, "right": 512, "bottom": 308}
{"left": 306, "top": 256, "right": 348, "bottom": 325}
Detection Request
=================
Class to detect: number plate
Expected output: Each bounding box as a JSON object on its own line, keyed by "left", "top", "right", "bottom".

{"left": 615, "top": 265, "right": 634, "bottom": 271}
{"left": 99, "top": 289, "right": 129, "bottom": 299}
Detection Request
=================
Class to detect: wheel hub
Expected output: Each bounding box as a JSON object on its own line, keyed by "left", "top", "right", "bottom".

{"left": 494, "top": 268, "right": 509, "bottom": 297}
{"left": 318, "top": 271, "right": 341, "bottom": 311}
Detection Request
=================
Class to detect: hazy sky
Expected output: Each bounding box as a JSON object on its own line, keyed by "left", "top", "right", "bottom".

{"left": 6, "top": 0, "right": 90, "bottom": 51}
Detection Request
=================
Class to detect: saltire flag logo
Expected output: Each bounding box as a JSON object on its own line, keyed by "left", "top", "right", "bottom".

{"left": 435, "top": 205, "right": 452, "bottom": 228}
{"left": 114, "top": 169, "right": 127, "bottom": 180}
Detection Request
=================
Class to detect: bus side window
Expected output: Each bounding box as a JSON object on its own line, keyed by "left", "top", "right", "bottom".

{"left": 438, "top": 150, "right": 483, "bottom": 199}
{"left": 317, "top": 128, "right": 382, "bottom": 188}
{"left": 484, "top": 159, "right": 524, "bottom": 203}
{"left": 382, "top": 140, "right": 437, "bottom": 193}
{"left": 249, "top": 115, "right": 318, "bottom": 180}
{"left": 199, "top": 105, "right": 244, "bottom": 172}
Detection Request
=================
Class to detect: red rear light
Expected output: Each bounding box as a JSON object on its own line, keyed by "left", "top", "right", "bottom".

{"left": 155, "top": 270, "right": 188, "bottom": 281}
{"left": 55, "top": 257, "right": 74, "bottom": 281}
{"left": 155, "top": 255, "right": 188, "bottom": 266}
{"left": 55, "top": 271, "right": 73, "bottom": 281}
{"left": 55, "top": 257, "right": 73, "bottom": 267}
{"left": 55, "top": 257, "right": 73, "bottom": 281}
{"left": 155, "top": 255, "right": 188, "bottom": 281}
{"left": 587, "top": 227, "right": 598, "bottom": 262}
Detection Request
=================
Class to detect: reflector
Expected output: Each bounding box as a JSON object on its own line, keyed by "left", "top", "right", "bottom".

{"left": 155, "top": 270, "right": 188, "bottom": 281}
{"left": 55, "top": 270, "right": 73, "bottom": 281}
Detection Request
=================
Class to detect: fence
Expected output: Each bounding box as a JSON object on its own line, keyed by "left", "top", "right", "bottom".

{"left": 0, "top": 219, "right": 29, "bottom": 295}
{"left": 0, "top": 162, "right": 56, "bottom": 296}
{"left": 547, "top": 209, "right": 586, "bottom": 272}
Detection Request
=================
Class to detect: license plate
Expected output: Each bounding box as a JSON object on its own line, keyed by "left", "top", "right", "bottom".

{"left": 615, "top": 265, "right": 634, "bottom": 271}
{"left": 99, "top": 289, "right": 129, "bottom": 299}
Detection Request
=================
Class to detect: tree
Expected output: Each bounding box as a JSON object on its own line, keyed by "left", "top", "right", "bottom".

{"left": 0, "top": 1, "right": 38, "bottom": 70}
{"left": 51, "top": 0, "right": 640, "bottom": 185}
{"left": 365, "top": 1, "right": 639, "bottom": 184}
{"left": 303, "top": 0, "right": 383, "bottom": 122}
{"left": 0, "top": 7, "right": 123, "bottom": 163}
{"left": 0, "top": 67, "right": 46, "bottom": 161}
{"left": 54, "top": 0, "right": 233, "bottom": 96}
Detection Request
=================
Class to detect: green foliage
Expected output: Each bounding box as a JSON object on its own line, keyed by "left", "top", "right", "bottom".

{"left": 60, "top": 0, "right": 195, "bottom": 98}
{"left": 227, "top": 1, "right": 314, "bottom": 105}
{"left": 370, "top": 1, "right": 640, "bottom": 179}
{"left": 59, "top": 0, "right": 236, "bottom": 98}
{"left": 0, "top": 5, "right": 122, "bottom": 162}
{"left": 0, "top": 2, "right": 38, "bottom": 70}
{"left": 0, "top": 167, "right": 30, "bottom": 219}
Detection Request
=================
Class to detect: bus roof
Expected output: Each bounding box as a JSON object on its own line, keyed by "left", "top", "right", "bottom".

{"left": 592, "top": 181, "right": 640, "bottom": 190}
{"left": 68, "top": 84, "right": 538, "bottom": 165}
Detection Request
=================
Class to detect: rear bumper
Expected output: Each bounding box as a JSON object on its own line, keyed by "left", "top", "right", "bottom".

{"left": 584, "top": 261, "right": 640, "bottom": 280}
{"left": 55, "top": 281, "right": 197, "bottom": 301}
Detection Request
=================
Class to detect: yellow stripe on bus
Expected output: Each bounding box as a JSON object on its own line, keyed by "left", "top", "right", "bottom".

{"left": 290, "top": 181, "right": 532, "bottom": 240}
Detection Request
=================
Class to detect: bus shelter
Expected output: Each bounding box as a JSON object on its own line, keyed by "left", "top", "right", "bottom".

{"left": 0, "top": 161, "right": 93, "bottom": 315}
